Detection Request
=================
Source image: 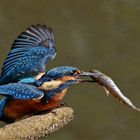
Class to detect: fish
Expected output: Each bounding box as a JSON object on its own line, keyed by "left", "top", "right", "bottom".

{"left": 90, "top": 69, "right": 140, "bottom": 111}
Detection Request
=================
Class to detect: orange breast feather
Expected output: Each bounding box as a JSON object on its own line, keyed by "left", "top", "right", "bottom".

{"left": 4, "top": 89, "right": 68, "bottom": 120}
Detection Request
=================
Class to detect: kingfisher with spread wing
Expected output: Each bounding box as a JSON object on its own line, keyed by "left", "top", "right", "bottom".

{"left": 0, "top": 25, "right": 94, "bottom": 123}
{"left": 0, "top": 25, "right": 139, "bottom": 123}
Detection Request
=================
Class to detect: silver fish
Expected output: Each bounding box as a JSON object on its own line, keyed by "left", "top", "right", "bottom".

{"left": 90, "top": 69, "right": 140, "bottom": 111}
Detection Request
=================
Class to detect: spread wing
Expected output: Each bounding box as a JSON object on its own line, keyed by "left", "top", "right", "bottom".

{"left": 0, "top": 24, "right": 56, "bottom": 85}
{"left": 0, "top": 83, "right": 44, "bottom": 100}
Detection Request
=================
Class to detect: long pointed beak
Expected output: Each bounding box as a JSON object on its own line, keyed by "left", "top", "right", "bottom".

{"left": 77, "top": 71, "right": 97, "bottom": 82}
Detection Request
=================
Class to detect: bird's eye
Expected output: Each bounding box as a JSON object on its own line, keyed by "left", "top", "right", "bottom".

{"left": 69, "top": 70, "right": 79, "bottom": 77}
{"left": 69, "top": 71, "right": 74, "bottom": 75}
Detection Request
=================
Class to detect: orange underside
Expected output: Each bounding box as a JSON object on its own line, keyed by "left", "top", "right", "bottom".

{"left": 4, "top": 89, "right": 67, "bottom": 119}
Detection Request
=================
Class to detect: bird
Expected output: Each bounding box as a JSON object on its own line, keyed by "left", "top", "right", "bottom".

{"left": 0, "top": 25, "right": 95, "bottom": 123}
{"left": 0, "top": 24, "right": 139, "bottom": 123}
{"left": 0, "top": 66, "right": 94, "bottom": 123}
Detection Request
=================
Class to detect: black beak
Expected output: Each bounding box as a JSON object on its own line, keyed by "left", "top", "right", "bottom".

{"left": 77, "top": 71, "right": 97, "bottom": 82}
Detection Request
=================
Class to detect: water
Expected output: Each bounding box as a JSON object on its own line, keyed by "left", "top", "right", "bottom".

{"left": 0, "top": 0, "right": 140, "bottom": 139}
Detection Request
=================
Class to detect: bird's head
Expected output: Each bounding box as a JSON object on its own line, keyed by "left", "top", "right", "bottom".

{"left": 36, "top": 66, "right": 94, "bottom": 91}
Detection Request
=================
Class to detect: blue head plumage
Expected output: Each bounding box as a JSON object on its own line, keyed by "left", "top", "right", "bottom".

{"left": 36, "top": 66, "right": 80, "bottom": 86}
{"left": 46, "top": 66, "right": 79, "bottom": 79}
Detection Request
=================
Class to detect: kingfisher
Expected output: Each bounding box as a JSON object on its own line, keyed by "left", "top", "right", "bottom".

{"left": 0, "top": 24, "right": 95, "bottom": 123}
{"left": 0, "top": 24, "right": 139, "bottom": 123}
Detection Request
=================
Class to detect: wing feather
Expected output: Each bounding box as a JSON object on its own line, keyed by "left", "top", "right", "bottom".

{"left": 0, "top": 24, "right": 56, "bottom": 85}
{"left": 0, "top": 83, "right": 44, "bottom": 100}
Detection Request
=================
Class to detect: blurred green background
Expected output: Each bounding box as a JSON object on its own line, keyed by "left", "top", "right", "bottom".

{"left": 0, "top": 0, "right": 140, "bottom": 140}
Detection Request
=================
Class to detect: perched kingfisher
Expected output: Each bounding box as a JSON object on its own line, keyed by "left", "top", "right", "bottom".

{"left": 0, "top": 24, "right": 139, "bottom": 123}
{"left": 0, "top": 25, "right": 94, "bottom": 123}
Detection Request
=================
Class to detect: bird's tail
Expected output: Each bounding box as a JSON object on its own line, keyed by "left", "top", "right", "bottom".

{"left": 0, "top": 97, "right": 8, "bottom": 118}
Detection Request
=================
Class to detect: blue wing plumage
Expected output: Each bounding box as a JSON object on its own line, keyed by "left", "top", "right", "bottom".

{"left": 0, "top": 83, "right": 44, "bottom": 100}
{"left": 0, "top": 97, "right": 8, "bottom": 117}
{"left": 0, "top": 25, "right": 56, "bottom": 85}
